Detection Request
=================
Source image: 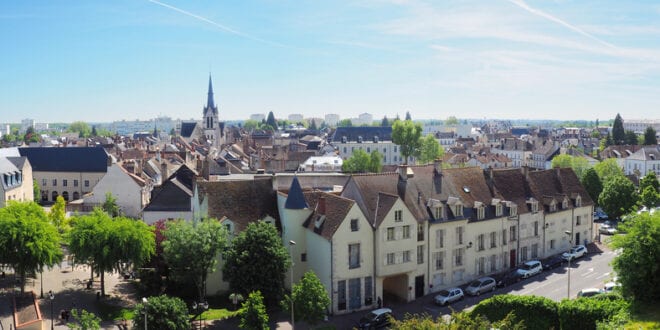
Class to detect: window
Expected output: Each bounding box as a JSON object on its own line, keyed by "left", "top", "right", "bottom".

{"left": 490, "top": 254, "right": 497, "bottom": 272}
{"left": 576, "top": 216, "right": 582, "bottom": 226}
{"left": 63, "top": 179, "right": 67, "bottom": 187}
{"left": 510, "top": 205, "right": 518, "bottom": 217}
{"left": 403, "top": 225, "right": 411, "bottom": 239}
{"left": 42, "top": 179, "right": 47, "bottom": 186}
{"left": 510, "top": 225, "right": 517, "bottom": 242}
{"left": 52, "top": 179, "right": 57, "bottom": 186}
{"left": 433, "top": 252, "right": 444, "bottom": 270}
{"left": 456, "top": 227, "right": 464, "bottom": 245}
{"left": 478, "top": 257, "right": 485, "bottom": 275}
{"left": 73, "top": 179, "right": 78, "bottom": 187}
{"left": 534, "top": 221, "right": 539, "bottom": 236}
{"left": 364, "top": 277, "right": 373, "bottom": 305}
{"left": 417, "top": 223, "right": 424, "bottom": 241}
{"left": 454, "top": 248, "right": 463, "bottom": 266}
{"left": 434, "top": 206, "right": 442, "bottom": 219}
{"left": 477, "top": 234, "right": 485, "bottom": 251}
{"left": 550, "top": 239, "right": 556, "bottom": 250}
{"left": 387, "top": 227, "right": 395, "bottom": 241}
{"left": 562, "top": 199, "right": 569, "bottom": 209}
{"left": 349, "top": 243, "right": 360, "bottom": 269}
{"left": 502, "top": 229, "right": 507, "bottom": 245}
{"left": 477, "top": 206, "right": 485, "bottom": 220}
{"left": 531, "top": 244, "right": 538, "bottom": 259}
{"left": 417, "top": 245, "right": 424, "bottom": 264}
{"left": 403, "top": 251, "right": 411, "bottom": 263}
{"left": 521, "top": 246, "right": 528, "bottom": 261}
{"left": 575, "top": 196, "right": 582, "bottom": 207}
{"left": 530, "top": 201, "right": 538, "bottom": 213}
{"left": 351, "top": 219, "right": 359, "bottom": 232}
{"left": 338, "top": 280, "right": 346, "bottom": 310}
{"left": 301, "top": 253, "right": 307, "bottom": 262}
{"left": 84, "top": 180, "right": 89, "bottom": 187}
{"left": 495, "top": 204, "right": 503, "bottom": 217}
{"left": 394, "top": 210, "right": 403, "bottom": 222}
{"left": 386, "top": 253, "right": 395, "bottom": 265}
{"left": 490, "top": 231, "right": 497, "bottom": 248}
{"left": 435, "top": 229, "right": 444, "bottom": 249}
{"left": 454, "top": 205, "right": 463, "bottom": 217}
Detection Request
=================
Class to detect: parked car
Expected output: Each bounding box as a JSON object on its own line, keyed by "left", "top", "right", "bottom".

{"left": 465, "top": 276, "right": 496, "bottom": 296}
{"left": 357, "top": 308, "right": 393, "bottom": 329}
{"left": 433, "top": 288, "right": 464, "bottom": 306}
{"left": 496, "top": 270, "right": 523, "bottom": 287}
{"left": 577, "top": 288, "right": 604, "bottom": 298}
{"left": 517, "top": 260, "right": 543, "bottom": 278}
{"left": 542, "top": 255, "right": 564, "bottom": 270}
{"left": 562, "top": 245, "right": 587, "bottom": 261}
{"left": 599, "top": 221, "right": 617, "bottom": 235}
{"left": 593, "top": 209, "right": 608, "bottom": 220}
{"left": 604, "top": 281, "right": 621, "bottom": 292}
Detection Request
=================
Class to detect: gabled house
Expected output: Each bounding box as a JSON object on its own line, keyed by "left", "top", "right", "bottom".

{"left": 142, "top": 164, "right": 197, "bottom": 224}
{"left": 0, "top": 155, "right": 33, "bottom": 207}
{"left": 624, "top": 146, "right": 660, "bottom": 177}
{"left": 83, "top": 162, "right": 149, "bottom": 218}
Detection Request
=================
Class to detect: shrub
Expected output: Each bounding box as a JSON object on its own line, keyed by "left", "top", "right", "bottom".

{"left": 558, "top": 297, "right": 629, "bottom": 330}
{"left": 470, "top": 294, "right": 559, "bottom": 330}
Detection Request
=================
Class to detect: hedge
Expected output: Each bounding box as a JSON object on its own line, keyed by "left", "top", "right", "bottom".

{"left": 557, "top": 297, "right": 629, "bottom": 330}
{"left": 470, "top": 294, "right": 559, "bottom": 330}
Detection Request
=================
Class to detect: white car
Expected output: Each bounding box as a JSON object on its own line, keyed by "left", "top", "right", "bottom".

{"left": 562, "top": 245, "right": 587, "bottom": 261}
{"left": 465, "top": 277, "right": 496, "bottom": 296}
{"left": 434, "top": 288, "right": 464, "bottom": 306}
{"left": 516, "top": 260, "right": 543, "bottom": 278}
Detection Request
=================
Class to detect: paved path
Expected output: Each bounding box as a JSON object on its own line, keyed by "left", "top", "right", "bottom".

{"left": 1, "top": 259, "right": 135, "bottom": 330}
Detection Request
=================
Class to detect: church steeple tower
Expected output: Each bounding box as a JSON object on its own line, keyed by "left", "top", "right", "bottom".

{"left": 206, "top": 75, "right": 216, "bottom": 113}
{"left": 203, "top": 74, "right": 219, "bottom": 130}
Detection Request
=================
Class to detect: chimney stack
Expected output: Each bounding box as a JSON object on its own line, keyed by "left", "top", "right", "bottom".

{"left": 318, "top": 196, "right": 326, "bottom": 214}
{"left": 434, "top": 159, "right": 442, "bottom": 176}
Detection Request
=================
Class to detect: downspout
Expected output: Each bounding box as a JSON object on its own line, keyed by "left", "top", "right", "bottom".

{"left": 427, "top": 219, "right": 431, "bottom": 294}
{"left": 372, "top": 196, "right": 379, "bottom": 307}
{"left": 330, "top": 238, "right": 334, "bottom": 315}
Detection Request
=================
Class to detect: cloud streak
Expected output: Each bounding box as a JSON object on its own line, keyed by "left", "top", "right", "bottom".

{"left": 146, "top": 0, "right": 288, "bottom": 48}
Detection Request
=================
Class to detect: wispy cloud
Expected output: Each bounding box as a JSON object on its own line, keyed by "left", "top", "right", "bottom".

{"left": 146, "top": 0, "right": 289, "bottom": 48}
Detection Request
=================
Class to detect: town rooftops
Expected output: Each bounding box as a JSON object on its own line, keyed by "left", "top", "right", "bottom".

{"left": 18, "top": 147, "right": 108, "bottom": 172}
{"left": 330, "top": 126, "right": 392, "bottom": 143}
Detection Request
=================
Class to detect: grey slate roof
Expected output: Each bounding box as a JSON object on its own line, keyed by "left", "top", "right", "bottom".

{"left": 143, "top": 164, "right": 196, "bottom": 212}
{"left": 18, "top": 147, "right": 108, "bottom": 172}
{"left": 180, "top": 122, "right": 198, "bottom": 138}
{"left": 285, "top": 176, "right": 309, "bottom": 209}
{"left": 330, "top": 126, "right": 392, "bottom": 142}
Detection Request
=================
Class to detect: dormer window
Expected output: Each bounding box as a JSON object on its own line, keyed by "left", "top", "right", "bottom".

{"left": 510, "top": 204, "right": 518, "bottom": 217}
{"left": 575, "top": 195, "right": 582, "bottom": 207}
{"left": 475, "top": 201, "right": 485, "bottom": 220}
{"left": 434, "top": 206, "right": 442, "bottom": 220}
{"left": 454, "top": 205, "right": 463, "bottom": 217}
{"left": 495, "top": 203, "right": 503, "bottom": 217}
{"left": 549, "top": 201, "right": 557, "bottom": 212}
{"left": 562, "top": 198, "right": 569, "bottom": 209}
{"left": 530, "top": 200, "right": 539, "bottom": 213}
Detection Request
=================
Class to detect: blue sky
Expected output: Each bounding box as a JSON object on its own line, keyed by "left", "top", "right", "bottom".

{"left": 2, "top": 0, "right": 660, "bottom": 124}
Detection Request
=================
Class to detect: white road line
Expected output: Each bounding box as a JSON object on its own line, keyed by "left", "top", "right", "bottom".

{"left": 596, "top": 272, "right": 610, "bottom": 280}
{"left": 580, "top": 268, "right": 594, "bottom": 277}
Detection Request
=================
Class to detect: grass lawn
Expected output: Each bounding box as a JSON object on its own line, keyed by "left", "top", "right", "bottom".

{"left": 196, "top": 308, "right": 240, "bottom": 321}
{"left": 626, "top": 302, "right": 660, "bottom": 329}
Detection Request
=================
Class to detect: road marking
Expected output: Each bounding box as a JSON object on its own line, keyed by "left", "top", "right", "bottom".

{"left": 596, "top": 272, "right": 610, "bottom": 280}
{"left": 580, "top": 268, "right": 594, "bottom": 277}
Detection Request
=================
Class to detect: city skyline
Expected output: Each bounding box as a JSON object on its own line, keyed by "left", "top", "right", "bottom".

{"left": 2, "top": 1, "right": 660, "bottom": 123}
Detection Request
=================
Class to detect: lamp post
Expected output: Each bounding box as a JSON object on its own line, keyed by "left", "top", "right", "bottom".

{"left": 192, "top": 301, "right": 209, "bottom": 329}
{"left": 48, "top": 290, "right": 54, "bottom": 330}
{"left": 142, "top": 297, "right": 148, "bottom": 330}
{"left": 288, "top": 240, "right": 296, "bottom": 329}
{"left": 565, "top": 231, "right": 572, "bottom": 299}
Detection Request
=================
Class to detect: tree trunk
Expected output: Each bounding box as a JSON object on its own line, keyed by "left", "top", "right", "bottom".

{"left": 20, "top": 270, "right": 26, "bottom": 294}
{"left": 101, "top": 271, "right": 105, "bottom": 297}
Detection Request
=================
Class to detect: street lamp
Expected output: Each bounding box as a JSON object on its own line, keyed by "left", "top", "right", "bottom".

{"left": 288, "top": 240, "right": 296, "bottom": 330}
{"left": 142, "top": 297, "right": 148, "bottom": 330}
{"left": 565, "top": 231, "right": 572, "bottom": 299}
{"left": 48, "top": 290, "right": 54, "bottom": 330}
{"left": 192, "top": 301, "right": 209, "bottom": 329}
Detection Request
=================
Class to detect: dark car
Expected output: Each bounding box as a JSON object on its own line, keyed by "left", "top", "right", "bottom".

{"left": 542, "top": 255, "right": 564, "bottom": 270}
{"left": 357, "top": 308, "right": 393, "bottom": 329}
{"left": 496, "top": 270, "right": 523, "bottom": 287}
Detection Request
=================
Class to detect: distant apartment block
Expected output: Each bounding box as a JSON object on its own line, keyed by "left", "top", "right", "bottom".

{"left": 288, "top": 114, "right": 304, "bottom": 123}
{"left": 354, "top": 113, "right": 373, "bottom": 126}
{"left": 250, "top": 114, "right": 265, "bottom": 122}
{"left": 325, "top": 114, "right": 340, "bottom": 126}
{"left": 623, "top": 119, "right": 660, "bottom": 134}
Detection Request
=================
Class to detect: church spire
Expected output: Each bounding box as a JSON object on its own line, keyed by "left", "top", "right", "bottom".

{"left": 207, "top": 74, "right": 215, "bottom": 110}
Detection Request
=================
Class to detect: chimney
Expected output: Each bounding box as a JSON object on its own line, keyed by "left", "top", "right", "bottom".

{"left": 318, "top": 196, "right": 326, "bottom": 214}
{"left": 398, "top": 165, "right": 408, "bottom": 181}
{"left": 434, "top": 159, "right": 442, "bottom": 176}
{"left": 521, "top": 165, "right": 529, "bottom": 179}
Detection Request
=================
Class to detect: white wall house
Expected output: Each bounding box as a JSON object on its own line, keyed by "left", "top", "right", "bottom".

{"left": 84, "top": 163, "right": 148, "bottom": 218}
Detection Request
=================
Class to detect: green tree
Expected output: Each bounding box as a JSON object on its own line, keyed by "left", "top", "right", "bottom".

{"left": 309, "top": 119, "right": 318, "bottom": 130}
{"left": 418, "top": 134, "right": 444, "bottom": 164}
{"left": 381, "top": 116, "right": 390, "bottom": 127}
{"left": 639, "top": 185, "right": 660, "bottom": 208}
{"left": 624, "top": 130, "right": 638, "bottom": 145}
{"left": 405, "top": 111, "right": 412, "bottom": 121}
{"left": 170, "top": 128, "right": 176, "bottom": 136}
{"left": 342, "top": 149, "right": 371, "bottom": 173}
{"left": 285, "top": 271, "right": 330, "bottom": 325}
{"left": 266, "top": 111, "right": 277, "bottom": 130}
{"left": 557, "top": 296, "right": 629, "bottom": 329}
{"left": 593, "top": 159, "right": 624, "bottom": 182}
{"left": 599, "top": 176, "right": 638, "bottom": 220}
{"left": 643, "top": 126, "right": 657, "bottom": 145}
{"left": 69, "top": 121, "right": 91, "bottom": 138}
{"left": 391, "top": 311, "right": 523, "bottom": 330}
{"left": 243, "top": 120, "right": 260, "bottom": 131}
{"left": 581, "top": 168, "right": 603, "bottom": 206}
{"left": 639, "top": 171, "right": 659, "bottom": 193}
{"left": 67, "top": 309, "right": 101, "bottom": 330}
{"left": 0, "top": 201, "right": 63, "bottom": 293}
{"left": 612, "top": 113, "right": 625, "bottom": 144}
{"left": 102, "top": 192, "right": 120, "bottom": 217}
{"left": 338, "top": 119, "right": 353, "bottom": 127}
{"left": 223, "top": 222, "right": 290, "bottom": 306}
{"left": 369, "top": 150, "right": 383, "bottom": 173}
{"left": 240, "top": 291, "right": 269, "bottom": 330}
{"left": 445, "top": 116, "right": 459, "bottom": 125}
{"left": 470, "top": 294, "right": 558, "bottom": 330}
{"left": 132, "top": 295, "right": 190, "bottom": 330}
{"left": 392, "top": 120, "right": 423, "bottom": 165}
{"left": 91, "top": 125, "right": 98, "bottom": 137}
{"left": 551, "top": 154, "right": 590, "bottom": 180}
{"left": 612, "top": 211, "right": 660, "bottom": 301}
{"left": 33, "top": 179, "right": 40, "bottom": 202}
{"left": 24, "top": 126, "right": 40, "bottom": 143}
{"left": 68, "top": 209, "right": 155, "bottom": 296}
{"left": 162, "top": 218, "right": 228, "bottom": 301}
{"left": 49, "top": 195, "right": 68, "bottom": 233}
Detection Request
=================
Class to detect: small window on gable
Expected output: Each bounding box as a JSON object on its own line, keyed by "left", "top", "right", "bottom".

{"left": 350, "top": 219, "right": 359, "bottom": 232}
{"left": 562, "top": 198, "right": 569, "bottom": 209}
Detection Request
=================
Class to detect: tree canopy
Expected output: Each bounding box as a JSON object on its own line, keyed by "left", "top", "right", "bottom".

{"left": 640, "top": 186, "right": 660, "bottom": 208}
{"left": 624, "top": 130, "right": 638, "bottom": 145}
{"left": 639, "top": 171, "right": 659, "bottom": 193}
{"left": 68, "top": 121, "right": 91, "bottom": 138}
{"left": 49, "top": 195, "right": 69, "bottom": 233}
{"left": 285, "top": 271, "right": 330, "bottom": 325}
{"left": 338, "top": 119, "right": 353, "bottom": 127}
{"left": 445, "top": 116, "right": 459, "bottom": 125}
{"left": 643, "top": 126, "right": 657, "bottom": 145}
{"left": 392, "top": 119, "right": 423, "bottom": 165}
{"left": 612, "top": 211, "right": 660, "bottom": 301}
{"left": 612, "top": 113, "right": 625, "bottom": 144}
{"left": 593, "top": 159, "right": 624, "bottom": 182}
{"left": 0, "top": 201, "right": 63, "bottom": 293}
{"left": 598, "top": 176, "right": 638, "bottom": 220}
{"left": 266, "top": 111, "right": 277, "bottom": 130}
{"left": 342, "top": 149, "right": 382, "bottom": 173}
{"left": 580, "top": 168, "right": 602, "bottom": 206}
{"left": 162, "top": 218, "right": 228, "bottom": 301}
{"left": 240, "top": 291, "right": 269, "bottom": 330}
{"left": 223, "top": 221, "right": 290, "bottom": 306}
{"left": 132, "top": 295, "right": 190, "bottom": 330}
{"left": 381, "top": 116, "right": 390, "bottom": 127}
{"left": 418, "top": 134, "right": 444, "bottom": 164}
{"left": 550, "top": 154, "right": 590, "bottom": 180}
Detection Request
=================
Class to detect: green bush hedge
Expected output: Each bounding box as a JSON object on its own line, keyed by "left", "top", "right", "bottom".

{"left": 558, "top": 297, "right": 629, "bottom": 330}
{"left": 470, "top": 294, "right": 559, "bottom": 330}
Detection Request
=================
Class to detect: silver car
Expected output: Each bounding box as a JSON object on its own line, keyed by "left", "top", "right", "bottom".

{"left": 434, "top": 288, "right": 464, "bottom": 306}
{"left": 517, "top": 260, "right": 543, "bottom": 278}
{"left": 465, "top": 276, "right": 496, "bottom": 296}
